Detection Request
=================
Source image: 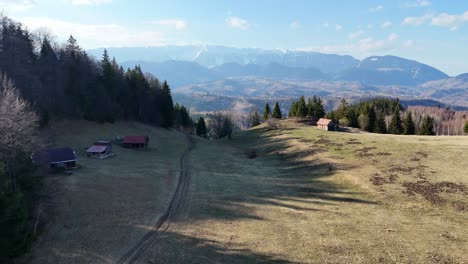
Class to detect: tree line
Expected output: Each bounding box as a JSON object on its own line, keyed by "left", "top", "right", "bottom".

{"left": 0, "top": 15, "right": 179, "bottom": 127}
{"left": 325, "top": 98, "right": 437, "bottom": 135}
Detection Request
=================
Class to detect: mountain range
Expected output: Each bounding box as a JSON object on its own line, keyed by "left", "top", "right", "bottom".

{"left": 88, "top": 45, "right": 467, "bottom": 111}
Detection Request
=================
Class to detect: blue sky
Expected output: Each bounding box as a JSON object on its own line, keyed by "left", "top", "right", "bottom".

{"left": 1, "top": 0, "right": 467, "bottom": 75}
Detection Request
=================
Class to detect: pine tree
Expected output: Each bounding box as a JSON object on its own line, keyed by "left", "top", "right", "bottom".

{"left": 250, "top": 111, "right": 261, "bottom": 127}
{"left": 161, "top": 80, "right": 174, "bottom": 127}
{"left": 403, "top": 111, "right": 416, "bottom": 135}
{"left": 263, "top": 102, "right": 271, "bottom": 120}
{"left": 315, "top": 97, "right": 326, "bottom": 119}
{"left": 420, "top": 116, "right": 435, "bottom": 135}
{"left": 272, "top": 101, "right": 282, "bottom": 119}
{"left": 196, "top": 117, "right": 207, "bottom": 137}
{"left": 464, "top": 121, "right": 468, "bottom": 135}
{"left": 288, "top": 101, "right": 297, "bottom": 117}
{"left": 297, "top": 96, "right": 307, "bottom": 118}
{"left": 307, "top": 96, "right": 315, "bottom": 117}
{"left": 374, "top": 113, "right": 387, "bottom": 134}
{"left": 388, "top": 108, "right": 403, "bottom": 134}
{"left": 368, "top": 107, "right": 376, "bottom": 132}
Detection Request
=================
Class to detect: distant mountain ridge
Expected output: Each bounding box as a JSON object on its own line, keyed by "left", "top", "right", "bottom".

{"left": 89, "top": 45, "right": 467, "bottom": 111}
{"left": 92, "top": 45, "right": 452, "bottom": 87}
{"left": 89, "top": 45, "right": 358, "bottom": 73}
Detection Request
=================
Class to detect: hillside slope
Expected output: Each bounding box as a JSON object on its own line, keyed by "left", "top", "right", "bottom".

{"left": 21, "top": 121, "right": 188, "bottom": 264}
{"left": 147, "top": 120, "right": 468, "bottom": 263}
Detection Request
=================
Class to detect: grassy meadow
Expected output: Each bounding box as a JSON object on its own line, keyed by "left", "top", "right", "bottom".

{"left": 21, "top": 120, "right": 188, "bottom": 264}
{"left": 150, "top": 119, "right": 467, "bottom": 264}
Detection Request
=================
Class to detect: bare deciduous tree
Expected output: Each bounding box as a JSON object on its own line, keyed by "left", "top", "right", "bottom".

{"left": 0, "top": 74, "right": 42, "bottom": 158}
{"left": 0, "top": 74, "right": 42, "bottom": 191}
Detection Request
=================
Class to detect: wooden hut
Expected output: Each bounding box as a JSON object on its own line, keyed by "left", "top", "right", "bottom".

{"left": 317, "top": 118, "right": 336, "bottom": 131}
{"left": 86, "top": 141, "right": 113, "bottom": 159}
{"left": 122, "top": 136, "right": 149, "bottom": 148}
{"left": 34, "top": 147, "right": 77, "bottom": 171}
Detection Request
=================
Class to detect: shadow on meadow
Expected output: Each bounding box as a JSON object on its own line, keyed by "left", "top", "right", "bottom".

{"left": 174, "top": 126, "right": 375, "bottom": 223}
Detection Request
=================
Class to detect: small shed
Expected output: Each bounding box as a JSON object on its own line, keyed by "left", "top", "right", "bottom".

{"left": 86, "top": 141, "right": 113, "bottom": 159}
{"left": 34, "top": 147, "right": 77, "bottom": 170}
{"left": 317, "top": 118, "right": 336, "bottom": 131}
{"left": 122, "top": 136, "right": 149, "bottom": 148}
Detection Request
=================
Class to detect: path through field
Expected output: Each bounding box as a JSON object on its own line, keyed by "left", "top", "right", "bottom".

{"left": 117, "top": 135, "right": 194, "bottom": 264}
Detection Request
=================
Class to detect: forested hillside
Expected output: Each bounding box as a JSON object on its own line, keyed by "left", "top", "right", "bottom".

{"left": 0, "top": 15, "right": 175, "bottom": 127}
{"left": 0, "top": 15, "right": 191, "bottom": 262}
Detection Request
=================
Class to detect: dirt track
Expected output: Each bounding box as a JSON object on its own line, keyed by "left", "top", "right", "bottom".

{"left": 117, "top": 134, "right": 194, "bottom": 264}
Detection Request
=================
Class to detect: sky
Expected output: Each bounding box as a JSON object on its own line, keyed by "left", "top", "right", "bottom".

{"left": 1, "top": 0, "right": 467, "bottom": 75}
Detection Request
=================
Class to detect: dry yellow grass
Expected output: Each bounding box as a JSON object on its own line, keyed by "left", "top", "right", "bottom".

{"left": 21, "top": 120, "right": 188, "bottom": 264}
{"left": 21, "top": 119, "right": 467, "bottom": 263}
{"left": 149, "top": 119, "right": 468, "bottom": 264}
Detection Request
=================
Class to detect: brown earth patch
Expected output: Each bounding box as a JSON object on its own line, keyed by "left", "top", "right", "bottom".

{"left": 402, "top": 181, "right": 468, "bottom": 205}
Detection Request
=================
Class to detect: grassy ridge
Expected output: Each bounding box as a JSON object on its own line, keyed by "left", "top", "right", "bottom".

{"left": 152, "top": 119, "right": 467, "bottom": 263}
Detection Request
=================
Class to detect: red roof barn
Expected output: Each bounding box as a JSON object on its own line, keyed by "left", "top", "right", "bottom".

{"left": 122, "top": 136, "right": 149, "bottom": 148}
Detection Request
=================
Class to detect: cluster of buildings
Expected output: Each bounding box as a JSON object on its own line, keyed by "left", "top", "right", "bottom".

{"left": 33, "top": 135, "right": 150, "bottom": 173}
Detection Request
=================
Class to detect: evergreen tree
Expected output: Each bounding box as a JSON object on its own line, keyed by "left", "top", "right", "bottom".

{"left": 388, "top": 108, "right": 402, "bottom": 134}
{"left": 420, "top": 116, "right": 435, "bottom": 135}
{"left": 368, "top": 107, "right": 376, "bottom": 132}
{"left": 297, "top": 96, "right": 307, "bottom": 118}
{"left": 272, "top": 101, "right": 282, "bottom": 119}
{"left": 403, "top": 111, "right": 416, "bottom": 135}
{"left": 196, "top": 117, "right": 207, "bottom": 137}
{"left": 250, "top": 111, "right": 261, "bottom": 127}
{"left": 263, "top": 102, "right": 271, "bottom": 120}
{"left": 288, "top": 101, "right": 297, "bottom": 117}
{"left": 315, "top": 97, "right": 326, "bottom": 119}
{"left": 307, "top": 96, "right": 316, "bottom": 117}
{"left": 374, "top": 112, "right": 387, "bottom": 134}
{"left": 464, "top": 121, "right": 468, "bottom": 135}
{"left": 161, "top": 80, "right": 174, "bottom": 127}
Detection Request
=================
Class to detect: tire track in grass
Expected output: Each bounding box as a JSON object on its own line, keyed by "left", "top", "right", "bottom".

{"left": 117, "top": 135, "right": 194, "bottom": 264}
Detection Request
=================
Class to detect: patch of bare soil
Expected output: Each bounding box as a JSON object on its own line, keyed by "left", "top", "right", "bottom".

{"left": 402, "top": 181, "right": 468, "bottom": 205}
{"left": 314, "top": 137, "right": 331, "bottom": 145}
{"left": 355, "top": 147, "right": 377, "bottom": 157}
{"left": 427, "top": 252, "right": 458, "bottom": 264}
{"left": 375, "top": 152, "right": 391, "bottom": 156}
{"left": 451, "top": 201, "right": 468, "bottom": 212}
{"left": 370, "top": 173, "right": 399, "bottom": 185}
{"left": 415, "top": 151, "right": 429, "bottom": 158}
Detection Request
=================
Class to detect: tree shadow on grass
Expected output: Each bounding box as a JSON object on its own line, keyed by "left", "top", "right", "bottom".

{"left": 149, "top": 231, "right": 300, "bottom": 264}
{"left": 174, "top": 126, "right": 376, "bottom": 223}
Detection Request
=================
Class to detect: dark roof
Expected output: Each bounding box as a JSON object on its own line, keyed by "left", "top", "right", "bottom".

{"left": 317, "top": 118, "right": 334, "bottom": 126}
{"left": 44, "top": 147, "right": 77, "bottom": 164}
{"left": 94, "top": 141, "right": 112, "bottom": 147}
{"left": 123, "top": 136, "right": 149, "bottom": 144}
{"left": 86, "top": 145, "right": 109, "bottom": 153}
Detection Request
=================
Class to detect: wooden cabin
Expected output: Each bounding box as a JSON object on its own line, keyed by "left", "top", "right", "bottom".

{"left": 34, "top": 147, "right": 77, "bottom": 171}
{"left": 86, "top": 141, "right": 113, "bottom": 159}
{"left": 122, "top": 136, "right": 149, "bottom": 148}
{"left": 317, "top": 118, "right": 336, "bottom": 131}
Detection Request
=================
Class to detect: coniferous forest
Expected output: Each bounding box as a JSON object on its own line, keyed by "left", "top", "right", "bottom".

{"left": 0, "top": 15, "right": 194, "bottom": 262}
{"left": 0, "top": 15, "right": 181, "bottom": 127}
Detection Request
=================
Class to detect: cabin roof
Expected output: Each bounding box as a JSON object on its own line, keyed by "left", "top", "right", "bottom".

{"left": 317, "top": 118, "right": 334, "bottom": 126}
{"left": 38, "top": 147, "right": 77, "bottom": 164}
{"left": 123, "top": 136, "right": 148, "bottom": 144}
{"left": 86, "top": 145, "right": 109, "bottom": 153}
